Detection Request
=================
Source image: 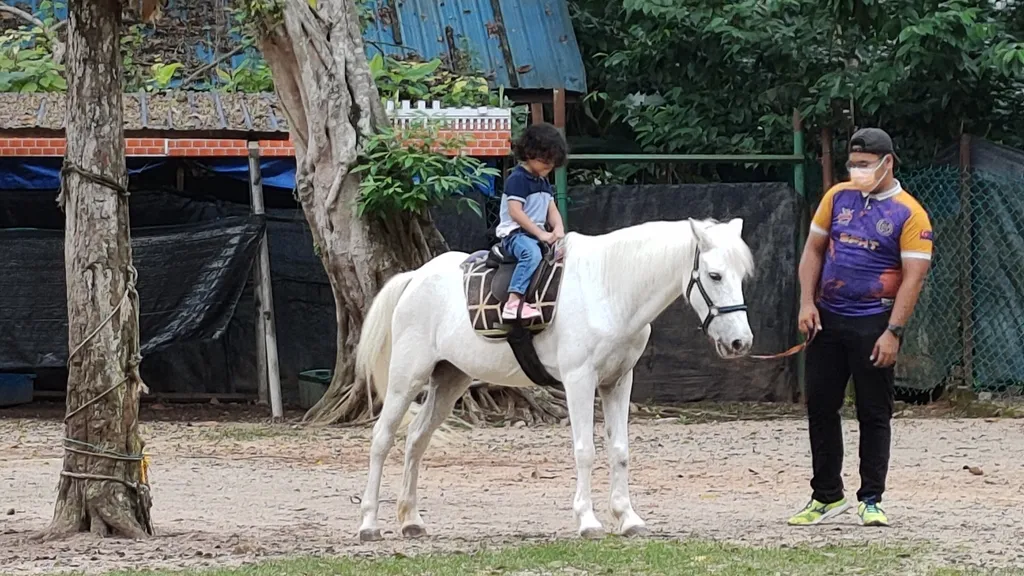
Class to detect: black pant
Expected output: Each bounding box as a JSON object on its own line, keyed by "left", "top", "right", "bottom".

{"left": 805, "top": 308, "right": 895, "bottom": 504}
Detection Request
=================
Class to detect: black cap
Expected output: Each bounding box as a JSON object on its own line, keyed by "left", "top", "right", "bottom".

{"left": 849, "top": 128, "right": 899, "bottom": 163}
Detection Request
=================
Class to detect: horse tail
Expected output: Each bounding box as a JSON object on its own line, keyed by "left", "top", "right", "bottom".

{"left": 355, "top": 271, "right": 416, "bottom": 405}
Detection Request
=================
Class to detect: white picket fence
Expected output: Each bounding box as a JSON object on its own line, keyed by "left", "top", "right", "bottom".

{"left": 385, "top": 100, "right": 512, "bottom": 131}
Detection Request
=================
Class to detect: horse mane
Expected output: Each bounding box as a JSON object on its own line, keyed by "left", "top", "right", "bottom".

{"left": 574, "top": 219, "right": 755, "bottom": 289}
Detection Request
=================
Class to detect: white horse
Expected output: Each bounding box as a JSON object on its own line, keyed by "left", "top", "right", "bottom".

{"left": 356, "top": 217, "right": 755, "bottom": 541}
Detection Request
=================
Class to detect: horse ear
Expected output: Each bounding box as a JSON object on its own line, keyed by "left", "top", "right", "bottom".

{"left": 689, "top": 218, "right": 712, "bottom": 251}
{"left": 727, "top": 218, "right": 744, "bottom": 237}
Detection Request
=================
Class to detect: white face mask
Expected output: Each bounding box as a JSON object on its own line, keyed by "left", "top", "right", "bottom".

{"left": 848, "top": 158, "right": 888, "bottom": 192}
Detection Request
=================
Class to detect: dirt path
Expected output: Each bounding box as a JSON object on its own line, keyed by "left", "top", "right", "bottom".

{"left": 1, "top": 416, "right": 1022, "bottom": 575}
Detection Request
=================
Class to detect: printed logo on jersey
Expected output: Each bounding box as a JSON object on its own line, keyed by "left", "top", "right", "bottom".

{"left": 876, "top": 218, "right": 894, "bottom": 237}
{"left": 839, "top": 232, "right": 880, "bottom": 251}
{"left": 920, "top": 230, "right": 933, "bottom": 241}
{"left": 836, "top": 207, "right": 854, "bottom": 226}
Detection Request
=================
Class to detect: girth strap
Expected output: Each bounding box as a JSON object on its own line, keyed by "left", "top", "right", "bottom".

{"left": 506, "top": 323, "right": 561, "bottom": 386}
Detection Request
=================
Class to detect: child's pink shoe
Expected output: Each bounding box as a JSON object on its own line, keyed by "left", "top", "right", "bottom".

{"left": 502, "top": 300, "right": 542, "bottom": 320}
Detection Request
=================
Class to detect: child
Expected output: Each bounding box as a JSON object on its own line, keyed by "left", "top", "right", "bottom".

{"left": 495, "top": 122, "right": 568, "bottom": 320}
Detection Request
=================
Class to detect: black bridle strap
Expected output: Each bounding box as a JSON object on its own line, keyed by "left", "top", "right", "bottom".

{"left": 685, "top": 246, "right": 748, "bottom": 334}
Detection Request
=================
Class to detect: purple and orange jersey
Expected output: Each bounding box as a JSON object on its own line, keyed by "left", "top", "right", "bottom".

{"left": 810, "top": 182, "right": 933, "bottom": 317}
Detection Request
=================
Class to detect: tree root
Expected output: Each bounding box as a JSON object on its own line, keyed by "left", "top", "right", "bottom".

{"left": 454, "top": 383, "right": 568, "bottom": 426}
{"left": 301, "top": 375, "right": 570, "bottom": 428}
{"left": 33, "top": 479, "right": 151, "bottom": 541}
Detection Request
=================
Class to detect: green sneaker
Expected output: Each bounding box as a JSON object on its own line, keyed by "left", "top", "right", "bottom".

{"left": 787, "top": 497, "right": 852, "bottom": 526}
{"left": 858, "top": 500, "right": 889, "bottom": 526}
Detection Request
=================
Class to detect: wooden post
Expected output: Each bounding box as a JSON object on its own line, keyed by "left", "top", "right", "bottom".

{"left": 531, "top": 102, "right": 544, "bottom": 125}
{"left": 248, "top": 142, "right": 283, "bottom": 418}
{"left": 820, "top": 126, "right": 834, "bottom": 191}
{"left": 253, "top": 267, "right": 269, "bottom": 405}
{"left": 958, "top": 133, "right": 975, "bottom": 390}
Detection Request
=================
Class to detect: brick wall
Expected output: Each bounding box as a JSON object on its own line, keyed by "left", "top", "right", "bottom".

{"left": 0, "top": 130, "right": 511, "bottom": 158}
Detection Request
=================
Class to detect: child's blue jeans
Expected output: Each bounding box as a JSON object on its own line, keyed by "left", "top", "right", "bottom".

{"left": 501, "top": 232, "right": 542, "bottom": 296}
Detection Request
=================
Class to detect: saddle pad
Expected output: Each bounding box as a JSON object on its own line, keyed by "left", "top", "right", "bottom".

{"left": 460, "top": 250, "right": 564, "bottom": 340}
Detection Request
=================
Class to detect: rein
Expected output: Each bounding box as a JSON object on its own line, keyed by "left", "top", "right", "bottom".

{"left": 749, "top": 328, "right": 817, "bottom": 360}
{"left": 685, "top": 246, "right": 748, "bottom": 334}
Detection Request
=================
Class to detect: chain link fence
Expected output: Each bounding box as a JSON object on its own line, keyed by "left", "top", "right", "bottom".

{"left": 899, "top": 164, "right": 1024, "bottom": 401}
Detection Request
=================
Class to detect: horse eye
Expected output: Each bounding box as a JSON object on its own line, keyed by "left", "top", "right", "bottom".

{"left": 708, "top": 272, "right": 723, "bottom": 282}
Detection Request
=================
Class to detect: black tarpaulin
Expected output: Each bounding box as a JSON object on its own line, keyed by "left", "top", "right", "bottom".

{"left": 565, "top": 183, "right": 803, "bottom": 403}
{"left": 0, "top": 215, "right": 264, "bottom": 370}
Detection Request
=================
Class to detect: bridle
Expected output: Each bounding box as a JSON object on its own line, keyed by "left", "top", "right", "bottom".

{"left": 685, "top": 246, "right": 748, "bottom": 334}
{"left": 685, "top": 245, "right": 815, "bottom": 360}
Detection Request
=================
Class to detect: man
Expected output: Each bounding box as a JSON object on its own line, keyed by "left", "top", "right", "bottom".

{"left": 788, "top": 128, "right": 933, "bottom": 527}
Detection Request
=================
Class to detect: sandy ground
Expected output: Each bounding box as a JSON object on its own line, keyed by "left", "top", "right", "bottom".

{"left": 1, "top": 409, "right": 1023, "bottom": 575}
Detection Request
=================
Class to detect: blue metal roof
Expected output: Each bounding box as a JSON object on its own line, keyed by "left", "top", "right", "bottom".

{"left": 8, "top": 0, "right": 585, "bottom": 93}
{"left": 362, "top": 0, "right": 587, "bottom": 93}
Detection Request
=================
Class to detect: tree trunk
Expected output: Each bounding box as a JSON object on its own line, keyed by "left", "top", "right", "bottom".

{"left": 257, "top": 0, "right": 565, "bottom": 426}
{"left": 39, "top": 0, "right": 153, "bottom": 540}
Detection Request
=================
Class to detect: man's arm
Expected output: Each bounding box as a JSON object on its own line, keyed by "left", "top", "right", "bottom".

{"left": 546, "top": 199, "right": 565, "bottom": 236}
{"left": 800, "top": 187, "right": 838, "bottom": 306}
{"left": 799, "top": 233, "right": 829, "bottom": 306}
{"left": 887, "top": 259, "right": 929, "bottom": 327}
{"left": 890, "top": 205, "right": 934, "bottom": 327}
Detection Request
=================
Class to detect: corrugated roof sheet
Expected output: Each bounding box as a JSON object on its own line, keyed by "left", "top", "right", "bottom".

{"left": 0, "top": 92, "right": 289, "bottom": 134}
{"left": 362, "top": 0, "right": 587, "bottom": 93}
{"left": 6, "top": 1, "right": 585, "bottom": 93}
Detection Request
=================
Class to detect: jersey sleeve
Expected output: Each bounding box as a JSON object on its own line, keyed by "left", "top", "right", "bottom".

{"left": 900, "top": 203, "right": 934, "bottom": 260}
{"left": 503, "top": 172, "right": 528, "bottom": 203}
{"left": 810, "top": 186, "right": 840, "bottom": 236}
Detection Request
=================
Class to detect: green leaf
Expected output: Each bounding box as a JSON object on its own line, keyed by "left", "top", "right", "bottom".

{"left": 151, "top": 62, "right": 183, "bottom": 87}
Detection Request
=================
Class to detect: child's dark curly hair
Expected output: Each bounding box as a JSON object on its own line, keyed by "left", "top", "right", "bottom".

{"left": 512, "top": 122, "right": 569, "bottom": 167}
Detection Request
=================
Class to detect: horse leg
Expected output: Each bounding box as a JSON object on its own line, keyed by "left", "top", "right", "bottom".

{"left": 358, "top": 350, "right": 432, "bottom": 542}
{"left": 397, "top": 364, "right": 472, "bottom": 539}
{"left": 599, "top": 369, "right": 648, "bottom": 537}
{"left": 563, "top": 368, "right": 603, "bottom": 538}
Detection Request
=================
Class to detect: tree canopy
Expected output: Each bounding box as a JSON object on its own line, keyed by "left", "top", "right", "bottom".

{"left": 571, "top": 0, "right": 1024, "bottom": 167}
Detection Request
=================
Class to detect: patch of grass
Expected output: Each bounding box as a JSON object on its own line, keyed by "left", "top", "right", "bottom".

{"left": 80, "top": 539, "right": 996, "bottom": 576}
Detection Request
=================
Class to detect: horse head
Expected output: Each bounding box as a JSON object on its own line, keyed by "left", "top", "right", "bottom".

{"left": 685, "top": 218, "right": 755, "bottom": 359}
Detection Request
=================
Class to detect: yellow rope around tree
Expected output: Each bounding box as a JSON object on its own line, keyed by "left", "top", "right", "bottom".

{"left": 59, "top": 161, "right": 151, "bottom": 498}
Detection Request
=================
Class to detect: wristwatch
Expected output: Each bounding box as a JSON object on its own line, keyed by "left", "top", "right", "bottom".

{"left": 886, "top": 324, "right": 904, "bottom": 339}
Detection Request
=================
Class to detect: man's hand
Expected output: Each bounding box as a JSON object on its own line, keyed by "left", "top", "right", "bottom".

{"left": 552, "top": 226, "right": 565, "bottom": 241}
{"left": 798, "top": 302, "right": 821, "bottom": 337}
{"left": 538, "top": 231, "right": 557, "bottom": 245}
{"left": 871, "top": 330, "right": 900, "bottom": 368}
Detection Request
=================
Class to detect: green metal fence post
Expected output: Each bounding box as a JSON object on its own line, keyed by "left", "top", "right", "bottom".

{"left": 555, "top": 167, "right": 568, "bottom": 226}
{"left": 793, "top": 110, "right": 808, "bottom": 398}
{"left": 553, "top": 89, "right": 569, "bottom": 227}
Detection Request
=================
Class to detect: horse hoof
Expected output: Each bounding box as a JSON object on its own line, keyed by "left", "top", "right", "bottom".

{"left": 621, "top": 524, "right": 649, "bottom": 538}
{"left": 358, "top": 528, "right": 383, "bottom": 542}
{"left": 579, "top": 526, "right": 605, "bottom": 540}
{"left": 401, "top": 524, "right": 427, "bottom": 539}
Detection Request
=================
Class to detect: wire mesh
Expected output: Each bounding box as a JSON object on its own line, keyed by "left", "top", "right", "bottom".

{"left": 898, "top": 165, "right": 1024, "bottom": 401}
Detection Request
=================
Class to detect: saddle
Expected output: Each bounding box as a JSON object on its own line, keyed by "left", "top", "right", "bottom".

{"left": 460, "top": 236, "right": 566, "bottom": 386}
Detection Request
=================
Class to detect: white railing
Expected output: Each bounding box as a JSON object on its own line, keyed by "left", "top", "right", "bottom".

{"left": 385, "top": 100, "right": 512, "bottom": 131}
